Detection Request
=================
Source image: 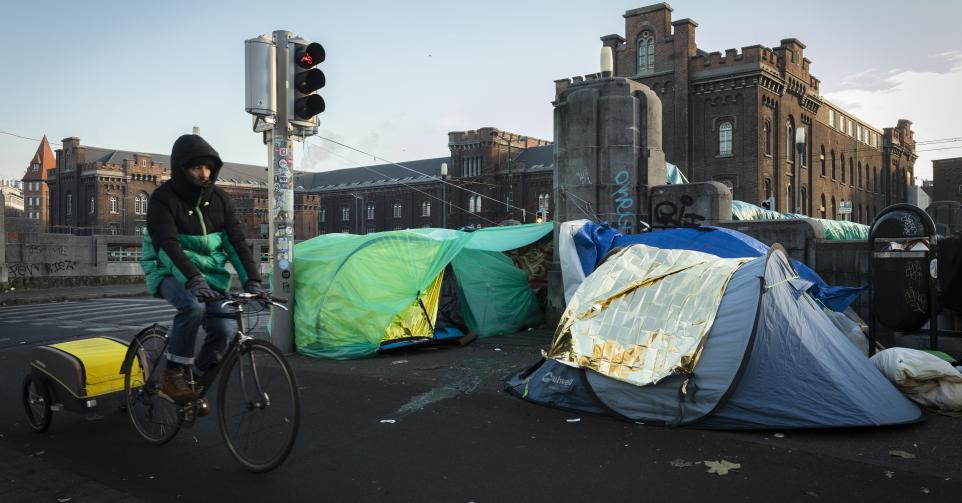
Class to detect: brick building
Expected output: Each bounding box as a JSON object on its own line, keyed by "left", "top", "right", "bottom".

{"left": 40, "top": 137, "right": 319, "bottom": 240}
{"left": 556, "top": 3, "right": 917, "bottom": 223}
{"left": 294, "top": 127, "right": 553, "bottom": 234}
{"left": 933, "top": 157, "right": 962, "bottom": 204}
{"left": 20, "top": 135, "right": 56, "bottom": 229}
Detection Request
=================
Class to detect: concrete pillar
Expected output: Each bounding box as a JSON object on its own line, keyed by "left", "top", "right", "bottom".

{"left": 649, "top": 182, "right": 732, "bottom": 228}
{"left": 546, "top": 76, "right": 667, "bottom": 324}
{"left": 553, "top": 76, "right": 666, "bottom": 231}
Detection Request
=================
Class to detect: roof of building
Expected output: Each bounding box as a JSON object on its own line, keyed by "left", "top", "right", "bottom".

{"left": 22, "top": 136, "right": 56, "bottom": 181}
{"left": 295, "top": 145, "right": 555, "bottom": 191}
{"left": 296, "top": 156, "right": 450, "bottom": 191}
{"left": 78, "top": 146, "right": 269, "bottom": 186}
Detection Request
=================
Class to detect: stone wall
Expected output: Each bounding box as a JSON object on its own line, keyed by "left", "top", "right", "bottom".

{"left": 2, "top": 230, "right": 269, "bottom": 289}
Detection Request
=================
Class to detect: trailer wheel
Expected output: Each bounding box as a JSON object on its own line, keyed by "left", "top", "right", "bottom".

{"left": 22, "top": 374, "right": 52, "bottom": 432}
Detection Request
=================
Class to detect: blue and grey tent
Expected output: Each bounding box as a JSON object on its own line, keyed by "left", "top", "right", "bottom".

{"left": 507, "top": 244, "right": 922, "bottom": 429}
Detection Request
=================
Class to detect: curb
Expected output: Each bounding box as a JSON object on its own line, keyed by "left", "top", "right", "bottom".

{"left": 0, "top": 289, "right": 149, "bottom": 307}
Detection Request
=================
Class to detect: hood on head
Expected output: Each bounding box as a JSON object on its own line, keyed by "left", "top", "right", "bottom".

{"left": 169, "top": 134, "right": 224, "bottom": 200}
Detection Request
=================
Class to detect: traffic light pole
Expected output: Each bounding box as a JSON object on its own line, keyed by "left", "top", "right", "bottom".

{"left": 269, "top": 30, "right": 295, "bottom": 353}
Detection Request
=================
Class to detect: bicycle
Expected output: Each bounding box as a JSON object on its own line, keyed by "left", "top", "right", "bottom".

{"left": 120, "top": 292, "right": 300, "bottom": 473}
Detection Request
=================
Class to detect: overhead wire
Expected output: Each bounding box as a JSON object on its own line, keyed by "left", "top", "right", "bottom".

{"left": 309, "top": 135, "right": 533, "bottom": 215}
{"left": 308, "top": 142, "right": 502, "bottom": 227}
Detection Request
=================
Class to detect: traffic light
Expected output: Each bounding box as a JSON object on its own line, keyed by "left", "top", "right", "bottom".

{"left": 288, "top": 37, "right": 325, "bottom": 128}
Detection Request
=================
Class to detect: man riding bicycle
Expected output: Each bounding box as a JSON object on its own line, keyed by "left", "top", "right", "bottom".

{"left": 141, "top": 134, "right": 265, "bottom": 405}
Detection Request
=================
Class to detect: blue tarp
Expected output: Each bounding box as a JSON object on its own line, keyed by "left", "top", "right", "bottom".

{"left": 572, "top": 222, "right": 865, "bottom": 312}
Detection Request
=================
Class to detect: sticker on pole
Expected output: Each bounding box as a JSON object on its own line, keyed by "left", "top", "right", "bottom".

{"left": 279, "top": 259, "right": 290, "bottom": 270}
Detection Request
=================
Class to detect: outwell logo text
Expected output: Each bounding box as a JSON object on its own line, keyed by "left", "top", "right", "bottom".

{"left": 542, "top": 372, "right": 574, "bottom": 387}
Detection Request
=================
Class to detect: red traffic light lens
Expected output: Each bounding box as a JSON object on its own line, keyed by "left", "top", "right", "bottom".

{"left": 296, "top": 42, "right": 325, "bottom": 69}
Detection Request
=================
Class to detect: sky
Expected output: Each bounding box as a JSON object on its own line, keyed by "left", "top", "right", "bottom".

{"left": 1, "top": 0, "right": 960, "bottom": 184}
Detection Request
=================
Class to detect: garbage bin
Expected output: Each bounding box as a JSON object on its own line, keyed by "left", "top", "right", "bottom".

{"left": 868, "top": 204, "right": 939, "bottom": 354}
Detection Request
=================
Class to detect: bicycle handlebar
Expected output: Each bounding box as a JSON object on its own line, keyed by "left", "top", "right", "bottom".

{"left": 211, "top": 292, "right": 289, "bottom": 311}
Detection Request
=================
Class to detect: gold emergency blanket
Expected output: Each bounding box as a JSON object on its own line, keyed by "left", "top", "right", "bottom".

{"left": 548, "top": 245, "right": 748, "bottom": 387}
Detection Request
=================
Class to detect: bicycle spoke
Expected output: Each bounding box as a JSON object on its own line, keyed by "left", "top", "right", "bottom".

{"left": 124, "top": 327, "right": 181, "bottom": 445}
{"left": 218, "top": 340, "right": 300, "bottom": 473}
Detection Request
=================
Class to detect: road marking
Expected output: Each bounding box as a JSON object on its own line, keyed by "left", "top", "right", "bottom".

{"left": 82, "top": 306, "right": 176, "bottom": 321}
{"left": 85, "top": 327, "right": 123, "bottom": 332}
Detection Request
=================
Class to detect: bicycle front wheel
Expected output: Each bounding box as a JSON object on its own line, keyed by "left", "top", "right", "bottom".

{"left": 124, "top": 326, "right": 181, "bottom": 445}
{"left": 217, "top": 339, "right": 300, "bottom": 473}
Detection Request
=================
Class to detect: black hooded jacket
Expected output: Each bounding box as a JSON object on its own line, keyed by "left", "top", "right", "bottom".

{"left": 142, "top": 134, "right": 261, "bottom": 293}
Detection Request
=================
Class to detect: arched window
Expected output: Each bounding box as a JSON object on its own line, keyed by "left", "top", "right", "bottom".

{"left": 830, "top": 150, "right": 836, "bottom": 179}
{"left": 393, "top": 202, "right": 403, "bottom": 218}
{"left": 786, "top": 119, "right": 795, "bottom": 163}
{"left": 857, "top": 161, "right": 863, "bottom": 188}
{"left": 65, "top": 192, "right": 73, "bottom": 217}
{"left": 88, "top": 195, "right": 95, "bottom": 214}
{"left": 109, "top": 196, "right": 119, "bottom": 214}
{"left": 718, "top": 121, "right": 733, "bottom": 156}
{"left": 820, "top": 194, "right": 826, "bottom": 219}
{"left": 849, "top": 158, "right": 854, "bottom": 186}
{"left": 800, "top": 187, "right": 808, "bottom": 215}
{"left": 840, "top": 153, "right": 846, "bottom": 182}
{"left": 538, "top": 193, "right": 550, "bottom": 211}
{"left": 831, "top": 196, "right": 837, "bottom": 220}
{"left": 819, "top": 145, "right": 826, "bottom": 176}
{"left": 873, "top": 167, "right": 878, "bottom": 192}
{"left": 764, "top": 178, "right": 772, "bottom": 200}
{"left": 637, "top": 30, "right": 654, "bottom": 74}
{"left": 764, "top": 121, "right": 772, "bottom": 155}
{"left": 134, "top": 191, "right": 149, "bottom": 215}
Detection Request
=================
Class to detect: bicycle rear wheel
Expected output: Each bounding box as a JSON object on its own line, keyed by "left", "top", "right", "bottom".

{"left": 217, "top": 339, "right": 300, "bottom": 473}
{"left": 124, "top": 325, "right": 181, "bottom": 445}
{"left": 22, "top": 374, "right": 52, "bottom": 432}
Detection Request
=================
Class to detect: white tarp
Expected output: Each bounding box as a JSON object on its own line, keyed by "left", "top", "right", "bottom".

{"left": 872, "top": 347, "right": 962, "bottom": 411}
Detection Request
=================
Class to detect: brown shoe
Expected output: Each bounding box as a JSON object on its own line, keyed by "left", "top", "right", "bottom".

{"left": 160, "top": 367, "right": 198, "bottom": 403}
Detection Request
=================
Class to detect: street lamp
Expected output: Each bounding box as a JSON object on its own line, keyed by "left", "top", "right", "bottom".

{"left": 440, "top": 162, "right": 448, "bottom": 229}
{"left": 795, "top": 127, "right": 806, "bottom": 215}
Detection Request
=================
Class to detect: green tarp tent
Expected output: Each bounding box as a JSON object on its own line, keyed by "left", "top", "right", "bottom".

{"left": 292, "top": 223, "right": 552, "bottom": 359}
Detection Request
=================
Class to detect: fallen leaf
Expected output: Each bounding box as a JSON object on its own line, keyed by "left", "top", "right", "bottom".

{"left": 566, "top": 418, "right": 581, "bottom": 423}
{"left": 884, "top": 470, "right": 894, "bottom": 479}
{"left": 888, "top": 450, "right": 917, "bottom": 459}
{"left": 391, "top": 360, "right": 408, "bottom": 365}
{"left": 670, "top": 459, "right": 694, "bottom": 468}
{"left": 380, "top": 419, "right": 396, "bottom": 424}
{"left": 704, "top": 459, "right": 741, "bottom": 475}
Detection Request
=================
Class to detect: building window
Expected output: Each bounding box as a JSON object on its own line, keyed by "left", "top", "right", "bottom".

{"left": 109, "top": 196, "right": 119, "bottom": 214}
{"left": 366, "top": 202, "right": 375, "bottom": 220}
{"left": 134, "top": 224, "right": 143, "bottom": 235}
{"left": 109, "top": 223, "right": 119, "bottom": 235}
{"left": 847, "top": 119, "right": 853, "bottom": 137}
{"left": 538, "top": 193, "right": 551, "bottom": 212}
{"left": 828, "top": 109, "right": 835, "bottom": 128}
{"left": 393, "top": 202, "right": 402, "bottom": 218}
{"left": 857, "top": 125, "right": 863, "bottom": 143}
{"left": 469, "top": 194, "right": 483, "bottom": 214}
{"left": 831, "top": 150, "right": 837, "bottom": 180}
{"left": 718, "top": 121, "right": 733, "bottom": 156}
{"left": 857, "top": 161, "right": 863, "bottom": 188}
{"left": 831, "top": 196, "right": 837, "bottom": 220}
{"left": 763, "top": 121, "right": 771, "bottom": 155}
{"left": 319, "top": 207, "right": 326, "bottom": 223}
{"left": 421, "top": 200, "right": 431, "bottom": 217}
{"left": 849, "top": 159, "right": 854, "bottom": 186}
{"left": 341, "top": 206, "right": 350, "bottom": 221}
{"left": 66, "top": 192, "right": 73, "bottom": 216}
{"left": 785, "top": 119, "right": 795, "bottom": 163}
{"left": 393, "top": 224, "right": 403, "bottom": 231}
{"left": 32, "top": 163, "right": 39, "bottom": 172}
{"left": 800, "top": 187, "right": 808, "bottom": 215}
{"left": 819, "top": 145, "right": 826, "bottom": 176}
{"left": 840, "top": 154, "right": 846, "bottom": 183}
{"left": 874, "top": 167, "right": 879, "bottom": 192}
{"left": 141, "top": 159, "right": 147, "bottom": 167}
{"left": 637, "top": 30, "right": 654, "bottom": 74}
{"left": 135, "top": 191, "right": 149, "bottom": 215}
{"left": 820, "top": 194, "right": 826, "bottom": 219}
{"left": 763, "top": 179, "right": 772, "bottom": 200}
{"left": 89, "top": 195, "right": 95, "bottom": 214}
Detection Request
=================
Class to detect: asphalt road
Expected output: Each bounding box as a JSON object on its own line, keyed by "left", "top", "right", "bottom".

{"left": 2, "top": 298, "right": 962, "bottom": 502}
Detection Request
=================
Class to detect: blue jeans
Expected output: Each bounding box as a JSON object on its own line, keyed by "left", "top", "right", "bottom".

{"left": 158, "top": 275, "right": 232, "bottom": 372}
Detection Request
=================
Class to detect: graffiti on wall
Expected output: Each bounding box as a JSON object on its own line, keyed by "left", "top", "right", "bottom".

{"left": 8, "top": 260, "right": 77, "bottom": 278}
{"left": 611, "top": 170, "right": 635, "bottom": 233}
{"left": 653, "top": 195, "right": 706, "bottom": 227}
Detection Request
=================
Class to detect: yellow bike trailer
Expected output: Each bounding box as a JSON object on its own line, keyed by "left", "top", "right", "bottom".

{"left": 22, "top": 336, "right": 143, "bottom": 432}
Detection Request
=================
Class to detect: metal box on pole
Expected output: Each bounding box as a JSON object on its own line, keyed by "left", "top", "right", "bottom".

{"left": 244, "top": 35, "right": 277, "bottom": 116}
